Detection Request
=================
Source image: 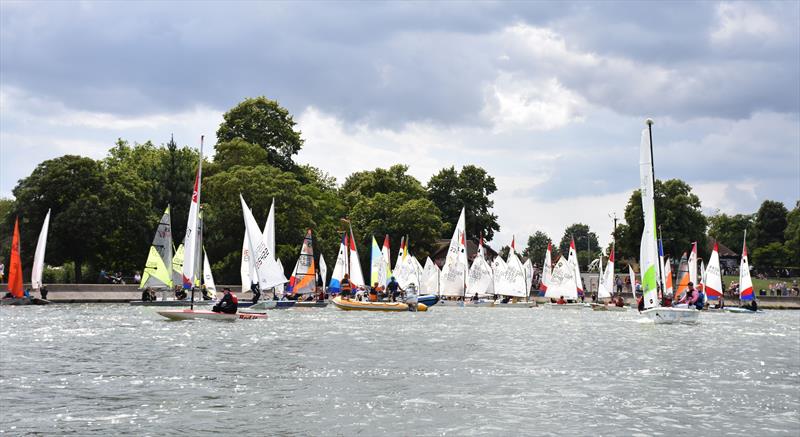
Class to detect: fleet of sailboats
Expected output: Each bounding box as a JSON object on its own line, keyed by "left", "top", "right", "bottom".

{"left": 5, "top": 122, "right": 768, "bottom": 322}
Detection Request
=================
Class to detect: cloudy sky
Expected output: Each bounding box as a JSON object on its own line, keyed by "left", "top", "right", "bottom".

{"left": 1, "top": 1, "right": 798, "bottom": 248}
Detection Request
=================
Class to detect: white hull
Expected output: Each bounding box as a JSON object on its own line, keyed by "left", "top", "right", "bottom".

{"left": 544, "top": 303, "right": 587, "bottom": 310}
{"left": 439, "top": 299, "right": 495, "bottom": 307}
{"left": 641, "top": 307, "right": 699, "bottom": 324}
{"left": 721, "top": 307, "right": 762, "bottom": 314}
{"left": 494, "top": 301, "right": 537, "bottom": 308}
{"left": 156, "top": 309, "right": 266, "bottom": 321}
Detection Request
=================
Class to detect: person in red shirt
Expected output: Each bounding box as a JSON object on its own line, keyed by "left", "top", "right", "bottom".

{"left": 556, "top": 296, "right": 566, "bottom": 305}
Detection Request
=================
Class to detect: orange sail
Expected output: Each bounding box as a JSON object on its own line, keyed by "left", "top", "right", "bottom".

{"left": 674, "top": 252, "right": 689, "bottom": 301}
{"left": 7, "top": 218, "right": 24, "bottom": 298}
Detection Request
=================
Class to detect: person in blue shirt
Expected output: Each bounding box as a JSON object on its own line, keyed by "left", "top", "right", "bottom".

{"left": 386, "top": 276, "right": 403, "bottom": 302}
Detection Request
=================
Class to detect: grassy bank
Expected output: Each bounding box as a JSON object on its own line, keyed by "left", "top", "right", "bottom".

{"left": 722, "top": 275, "right": 799, "bottom": 294}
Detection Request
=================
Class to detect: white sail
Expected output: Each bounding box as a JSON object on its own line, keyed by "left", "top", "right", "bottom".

{"left": 203, "top": 249, "right": 217, "bottom": 293}
{"left": 347, "top": 229, "right": 365, "bottom": 287}
{"left": 491, "top": 256, "right": 507, "bottom": 292}
{"left": 370, "top": 236, "right": 388, "bottom": 288}
{"left": 264, "top": 199, "right": 276, "bottom": 260}
{"left": 181, "top": 139, "right": 203, "bottom": 289}
{"left": 689, "top": 242, "right": 698, "bottom": 284}
{"left": 466, "top": 254, "right": 494, "bottom": 297}
{"left": 540, "top": 243, "right": 552, "bottom": 293}
{"left": 394, "top": 249, "right": 417, "bottom": 289}
{"left": 440, "top": 207, "right": 468, "bottom": 297}
{"left": 739, "top": 232, "right": 754, "bottom": 301}
{"left": 704, "top": 243, "right": 723, "bottom": 299}
{"left": 422, "top": 257, "right": 440, "bottom": 295}
{"left": 381, "top": 235, "right": 393, "bottom": 283}
{"left": 31, "top": 209, "right": 51, "bottom": 290}
{"left": 329, "top": 234, "right": 348, "bottom": 292}
{"left": 629, "top": 264, "right": 637, "bottom": 300}
{"left": 496, "top": 251, "right": 527, "bottom": 298}
{"left": 240, "top": 194, "right": 287, "bottom": 290}
{"left": 639, "top": 125, "right": 659, "bottom": 309}
{"left": 523, "top": 258, "right": 534, "bottom": 291}
{"left": 598, "top": 247, "right": 615, "bottom": 299}
{"left": 319, "top": 253, "right": 328, "bottom": 293}
{"left": 275, "top": 258, "right": 286, "bottom": 295}
{"left": 240, "top": 229, "right": 255, "bottom": 292}
{"left": 546, "top": 256, "right": 578, "bottom": 299}
{"left": 568, "top": 238, "right": 583, "bottom": 295}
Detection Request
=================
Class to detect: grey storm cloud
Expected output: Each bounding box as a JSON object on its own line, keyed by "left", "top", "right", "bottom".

{"left": 1, "top": 1, "right": 798, "bottom": 126}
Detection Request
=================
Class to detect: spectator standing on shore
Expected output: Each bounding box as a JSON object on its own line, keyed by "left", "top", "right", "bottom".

{"left": 616, "top": 276, "right": 623, "bottom": 294}
{"left": 133, "top": 271, "right": 141, "bottom": 284}
{"left": 0, "top": 262, "right": 4, "bottom": 283}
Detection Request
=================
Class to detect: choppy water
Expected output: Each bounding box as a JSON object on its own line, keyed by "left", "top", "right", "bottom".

{"left": 1, "top": 304, "right": 798, "bottom": 436}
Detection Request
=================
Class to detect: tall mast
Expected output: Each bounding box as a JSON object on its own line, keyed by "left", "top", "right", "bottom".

{"left": 646, "top": 119, "right": 664, "bottom": 296}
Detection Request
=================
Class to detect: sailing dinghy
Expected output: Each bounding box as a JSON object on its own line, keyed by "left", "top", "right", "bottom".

{"left": 636, "top": 121, "right": 698, "bottom": 324}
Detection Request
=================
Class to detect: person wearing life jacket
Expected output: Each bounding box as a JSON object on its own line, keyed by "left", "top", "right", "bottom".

{"left": 340, "top": 274, "right": 352, "bottom": 299}
{"left": 637, "top": 296, "right": 644, "bottom": 312}
{"left": 387, "top": 276, "right": 402, "bottom": 302}
{"left": 556, "top": 296, "right": 566, "bottom": 305}
{"left": 695, "top": 286, "right": 706, "bottom": 310}
{"left": 213, "top": 288, "right": 238, "bottom": 314}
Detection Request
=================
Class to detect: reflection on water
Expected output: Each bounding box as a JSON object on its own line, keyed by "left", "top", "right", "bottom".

{"left": 1, "top": 305, "right": 798, "bottom": 435}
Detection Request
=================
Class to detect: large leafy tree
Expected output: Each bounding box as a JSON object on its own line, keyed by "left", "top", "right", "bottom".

{"left": 707, "top": 213, "right": 755, "bottom": 253}
{"left": 752, "top": 242, "right": 792, "bottom": 270}
{"left": 753, "top": 200, "right": 789, "bottom": 248}
{"left": 427, "top": 165, "right": 499, "bottom": 241}
{"left": 341, "top": 165, "right": 444, "bottom": 268}
{"left": 9, "top": 156, "right": 108, "bottom": 282}
{"left": 203, "top": 140, "right": 345, "bottom": 283}
{"left": 522, "top": 231, "right": 552, "bottom": 265}
{"left": 558, "top": 223, "right": 598, "bottom": 270}
{"left": 616, "top": 179, "right": 707, "bottom": 260}
{"left": 216, "top": 96, "right": 303, "bottom": 171}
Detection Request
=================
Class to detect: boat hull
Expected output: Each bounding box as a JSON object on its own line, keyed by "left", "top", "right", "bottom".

{"left": 544, "top": 303, "right": 587, "bottom": 310}
{"left": 641, "top": 307, "right": 699, "bottom": 324}
{"left": 0, "top": 297, "right": 51, "bottom": 305}
{"left": 721, "top": 307, "right": 762, "bottom": 314}
{"left": 331, "top": 296, "right": 427, "bottom": 312}
{"left": 438, "top": 299, "right": 495, "bottom": 307}
{"left": 156, "top": 309, "right": 266, "bottom": 321}
{"left": 275, "top": 300, "right": 328, "bottom": 309}
{"left": 130, "top": 300, "right": 254, "bottom": 307}
{"left": 494, "top": 301, "right": 537, "bottom": 308}
{"left": 418, "top": 294, "right": 440, "bottom": 307}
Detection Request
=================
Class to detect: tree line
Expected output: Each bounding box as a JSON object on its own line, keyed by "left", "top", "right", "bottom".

{"left": 1, "top": 96, "right": 797, "bottom": 284}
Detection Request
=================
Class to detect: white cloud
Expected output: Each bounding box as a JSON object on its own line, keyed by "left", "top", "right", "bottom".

{"left": 711, "top": 2, "right": 780, "bottom": 44}
{"left": 481, "top": 74, "right": 587, "bottom": 132}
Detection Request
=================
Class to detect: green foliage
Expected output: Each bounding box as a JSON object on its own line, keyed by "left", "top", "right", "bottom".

{"left": 618, "top": 179, "right": 707, "bottom": 260}
{"left": 752, "top": 242, "right": 792, "bottom": 269}
{"left": 753, "top": 200, "right": 789, "bottom": 248}
{"left": 707, "top": 212, "right": 755, "bottom": 253}
{"left": 522, "top": 231, "right": 552, "bottom": 264}
{"left": 784, "top": 201, "right": 800, "bottom": 266}
{"left": 10, "top": 155, "right": 108, "bottom": 282}
{"left": 216, "top": 96, "right": 303, "bottom": 171}
{"left": 498, "top": 245, "right": 510, "bottom": 260}
{"left": 202, "top": 162, "right": 345, "bottom": 284}
{"left": 558, "top": 223, "right": 599, "bottom": 270}
{"left": 0, "top": 198, "right": 14, "bottom": 263}
{"left": 427, "top": 165, "right": 499, "bottom": 241}
{"left": 212, "top": 138, "right": 269, "bottom": 169}
{"left": 342, "top": 165, "right": 444, "bottom": 268}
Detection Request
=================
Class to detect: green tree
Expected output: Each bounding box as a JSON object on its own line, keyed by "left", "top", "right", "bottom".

{"left": 203, "top": 162, "right": 345, "bottom": 284}
{"left": 784, "top": 201, "right": 800, "bottom": 266}
{"left": 216, "top": 96, "right": 303, "bottom": 171}
{"left": 617, "top": 179, "right": 707, "bottom": 260}
{"left": 427, "top": 165, "right": 500, "bottom": 241}
{"left": 0, "top": 198, "right": 15, "bottom": 265}
{"left": 753, "top": 200, "right": 789, "bottom": 248}
{"left": 707, "top": 212, "right": 755, "bottom": 253}
{"left": 341, "top": 165, "right": 444, "bottom": 268}
{"left": 522, "top": 231, "right": 552, "bottom": 264}
{"left": 558, "top": 223, "right": 598, "bottom": 270}
{"left": 341, "top": 164, "right": 427, "bottom": 208}
{"left": 752, "top": 242, "right": 792, "bottom": 269}
{"left": 498, "top": 245, "right": 510, "bottom": 260}
{"left": 10, "top": 156, "right": 108, "bottom": 282}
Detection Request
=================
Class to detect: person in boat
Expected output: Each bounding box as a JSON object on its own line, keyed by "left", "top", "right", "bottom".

{"left": 251, "top": 282, "right": 261, "bottom": 304}
{"left": 746, "top": 298, "right": 758, "bottom": 311}
{"left": 369, "top": 283, "right": 380, "bottom": 302}
{"left": 501, "top": 295, "right": 511, "bottom": 304}
{"left": 386, "top": 276, "right": 403, "bottom": 302}
{"left": 23, "top": 288, "right": 31, "bottom": 298}
{"left": 637, "top": 296, "right": 644, "bottom": 312}
{"left": 175, "top": 286, "right": 188, "bottom": 300}
{"left": 556, "top": 296, "right": 566, "bottom": 305}
{"left": 201, "top": 285, "right": 214, "bottom": 301}
{"left": 340, "top": 274, "right": 352, "bottom": 299}
{"left": 615, "top": 295, "right": 625, "bottom": 307}
{"left": 471, "top": 292, "right": 479, "bottom": 302}
{"left": 40, "top": 285, "right": 49, "bottom": 301}
{"left": 212, "top": 287, "right": 238, "bottom": 314}
{"left": 695, "top": 287, "right": 706, "bottom": 310}
{"left": 678, "top": 282, "right": 698, "bottom": 306}
{"left": 141, "top": 287, "right": 154, "bottom": 301}
{"left": 662, "top": 293, "right": 672, "bottom": 307}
